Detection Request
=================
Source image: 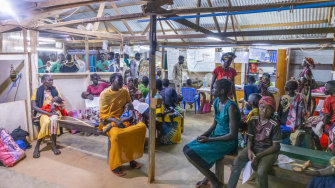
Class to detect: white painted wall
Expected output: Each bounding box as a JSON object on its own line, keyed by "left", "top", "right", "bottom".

{"left": 0, "top": 60, "right": 27, "bottom": 103}
{"left": 0, "top": 100, "right": 28, "bottom": 134}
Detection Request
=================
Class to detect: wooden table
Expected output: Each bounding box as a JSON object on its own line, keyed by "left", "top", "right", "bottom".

{"left": 196, "top": 87, "right": 211, "bottom": 114}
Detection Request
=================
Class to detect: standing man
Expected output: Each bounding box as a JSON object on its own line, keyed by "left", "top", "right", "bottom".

{"left": 50, "top": 53, "right": 66, "bottom": 73}
{"left": 45, "top": 53, "right": 57, "bottom": 73}
{"left": 95, "top": 53, "right": 109, "bottom": 72}
{"left": 172, "top": 56, "right": 184, "bottom": 94}
{"left": 130, "top": 53, "right": 141, "bottom": 79}
{"left": 75, "top": 54, "right": 86, "bottom": 72}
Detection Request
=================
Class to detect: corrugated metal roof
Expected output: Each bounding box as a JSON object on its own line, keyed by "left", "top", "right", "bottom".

{"left": 56, "top": 0, "right": 333, "bottom": 43}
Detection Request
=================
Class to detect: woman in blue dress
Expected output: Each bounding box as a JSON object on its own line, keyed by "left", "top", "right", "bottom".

{"left": 183, "top": 79, "right": 241, "bottom": 188}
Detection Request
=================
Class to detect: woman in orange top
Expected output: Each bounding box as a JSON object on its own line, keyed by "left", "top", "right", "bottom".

{"left": 210, "top": 52, "right": 238, "bottom": 104}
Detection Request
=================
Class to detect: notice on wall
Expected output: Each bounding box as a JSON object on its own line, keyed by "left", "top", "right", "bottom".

{"left": 249, "top": 47, "right": 267, "bottom": 61}
{"left": 133, "top": 45, "right": 140, "bottom": 52}
{"left": 102, "top": 40, "right": 108, "bottom": 50}
{"left": 187, "top": 48, "right": 216, "bottom": 72}
{"left": 235, "top": 52, "right": 249, "bottom": 64}
{"left": 124, "top": 45, "right": 131, "bottom": 55}
{"left": 167, "top": 48, "right": 179, "bottom": 79}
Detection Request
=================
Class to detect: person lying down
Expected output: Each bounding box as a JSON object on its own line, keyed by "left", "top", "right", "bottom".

{"left": 98, "top": 103, "right": 136, "bottom": 134}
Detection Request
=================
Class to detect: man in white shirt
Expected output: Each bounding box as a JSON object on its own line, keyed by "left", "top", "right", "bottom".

{"left": 129, "top": 53, "right": 142, "bottom": 78}
{"left": 75, "top": 54, "right": 86, "bottom": 72}
{"left": 46, "top": 53, "right": 57, "bottom": 73}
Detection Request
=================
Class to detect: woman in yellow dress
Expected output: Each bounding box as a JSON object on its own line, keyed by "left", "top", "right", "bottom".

{"left": 31, "top": 75, "right": 63, "bottom": 158}
{"left": 99, "top": 73, "right": 147, "bottom": 177}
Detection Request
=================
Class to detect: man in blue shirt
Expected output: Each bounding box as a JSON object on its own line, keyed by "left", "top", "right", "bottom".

{"left": 244, "top": 76, "right": 260, "bottom": 101}
{"left": 160, "top": 79, "right": 180, "bottom": 109}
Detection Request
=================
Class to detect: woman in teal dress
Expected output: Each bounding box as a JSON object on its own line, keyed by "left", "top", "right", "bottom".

{"left": 183, "top": 79, "right": 241, "bottom": 188}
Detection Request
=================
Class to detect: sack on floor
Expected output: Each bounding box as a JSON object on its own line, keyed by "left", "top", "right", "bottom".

{"left": 68, "top": 110, "right": 82, "bottom": 134}
{"left": 0, "top": 128, "right": 25, "bottom": 167}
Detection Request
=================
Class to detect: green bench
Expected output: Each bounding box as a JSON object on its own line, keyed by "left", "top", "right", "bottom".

{"left": 215, "top": 144, "right": 332, "bottom": 185}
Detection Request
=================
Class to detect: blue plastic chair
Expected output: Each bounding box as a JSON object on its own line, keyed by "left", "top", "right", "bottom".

{"left": 181, "top": 87, "right": 200, "bottom": 113}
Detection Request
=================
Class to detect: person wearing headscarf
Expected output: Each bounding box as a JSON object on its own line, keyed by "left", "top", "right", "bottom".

{"left": 210, "top": 52, "right": 238, "bottom": 105}
{"left": 255, "top": 73, "right": 274, "bottom": 86}
{"left": 228, "top": 96, "right": 281, "bottom": 188}
{"left": 258, "top": 77, "right": 274, "bottom": 99}
{"left": 298, "top": 57, "right": 316, "bottom": 117}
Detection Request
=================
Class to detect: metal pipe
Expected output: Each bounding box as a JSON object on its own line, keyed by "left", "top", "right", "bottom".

{"left": 138, "top": 1, "right": 335, "bottom": 22}
{"left": 1, "top": 73, "right": 22, "bottom": 104}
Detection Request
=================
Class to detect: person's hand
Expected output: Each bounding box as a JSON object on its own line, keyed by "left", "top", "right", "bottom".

{"left": 88, "top": 95, "right": 94, "bottom": 100}
{"left": 197, "top": 136, "right": 209, "bottom": 143}
{"left": 47, "top": 112, "right": 59, "bottom": 116}
{"left": 115, "top": 120, "right": 125, "bottom": 128}
{"left": 248, "top": 150, "right": 256, "bottom": 162}
{"left": 252, "top": 154, "right": 260, "bottom": 166}
{"left": 103, "top": 64, "right": 108, "bottom": 70}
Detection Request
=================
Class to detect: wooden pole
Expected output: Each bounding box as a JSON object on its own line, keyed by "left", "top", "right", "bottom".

{"left": 161, "top": 47, "right": 165, "bottom": 69}
{"left": 276, "top": 49, "right": 287, "bottom": 97}
{"left": 148, "top": 14, "right": 157, "bottom": 183}
{"left": 62, "top": 42, "right": 66, "bottom": 54}
{"left": 22, "top": 28, "right": 28, "bottom": 54}
{"left": 85, "top": 38, "right": 89, "bottom": 72}
{"left": 285, "top": 48, "right": 291, "bottom": 81}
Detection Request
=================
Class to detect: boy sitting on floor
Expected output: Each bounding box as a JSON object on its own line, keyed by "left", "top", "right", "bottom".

{"left": 227, "top": 96, "right": 282, "bottom": 188}
{"left": 98, "top": 103, "right": 135, "bottom": 134}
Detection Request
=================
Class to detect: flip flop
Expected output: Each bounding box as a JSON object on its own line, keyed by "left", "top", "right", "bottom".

{"left": 195, "top": 181, "right": 211, "bottom": 188}
{"left": 112, "top": 169, "right": 126, "bottom": 177}
{"left": 130, "top": 161, "right": 142, "bottom": 169}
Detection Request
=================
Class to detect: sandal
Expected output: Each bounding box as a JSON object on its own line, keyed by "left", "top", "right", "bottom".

{"left": 112, "top": 168, "right": 126, "bottom": 177}
{"left": 130, "top": 161, "right": 142, "bottom": 169}
{"left": 195, "top": 181, "right": 211, "bottom": 188}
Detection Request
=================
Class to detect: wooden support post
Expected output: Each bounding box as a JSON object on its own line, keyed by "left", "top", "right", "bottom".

{"left": 29, "top": 30, "right": 38, "bottom": 54}
{"left": 161, "top": 47, "right": 165, "bottom": 69}
{"left": 0, "top": 34, "right": 2, "bottom": 53}
{"left": 85, "top": 38, "right": 89, "bottom": 72}
{"left": 276, "top": 49, "right": 287, "bottom": 96}
{"left": 285, "top": 48, "right": 291, "bottom": 81}
{"left": 63, "top": 42, "right": 66, "bottom": 54}
{"left": 148, "top": 14, "right": 157, "bottom": 183}
{"left": 333, "top": 48, "right": 335, "bottom": 71}
{"left": 22, "top": 28, "right": 28, "bottom": 54}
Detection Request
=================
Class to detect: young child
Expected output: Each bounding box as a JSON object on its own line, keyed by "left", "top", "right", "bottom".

{"left": 98, "top": 103, "right": 135, "bottom": 134}
{"left": 227, "top": 96, "right": 282, "bottom": 188}
{"left": 245, "top": 93, "right": 262, "bottom": 123}
{"left": 37, "top": 96, "right": 68, "bottom": 117}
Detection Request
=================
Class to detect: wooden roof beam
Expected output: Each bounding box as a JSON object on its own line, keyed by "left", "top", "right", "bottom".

{"left": 164, "top": 20, "right": 185, "bottom": 42}
{"left": 34, "top": 0, "right": 119, "bottom": 12}
{"left": 206, "top": 0, "right": 220, "bottom": 33}
{"left": 110, "top": 2, "right": 134, "bottom": 36}
{"left": 161, "top": 39, "right": 334, "bottom": 47}
{"left": 92, "top": 3, "right": 106, "bottom": 32}
{"left": 196, "top": 0, "right": 201, "bottom": 26}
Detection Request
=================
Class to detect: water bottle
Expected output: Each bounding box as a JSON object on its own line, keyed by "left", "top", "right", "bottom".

{"left": 203, "top": 77, "right": 206, "bottom": 88}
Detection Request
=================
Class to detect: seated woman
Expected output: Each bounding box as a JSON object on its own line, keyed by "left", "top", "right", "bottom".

{"left": 183, "top": 79, "right": 241, "bottom": 188}
{"left": 81, "top": 73, "right": 110, "bottom": 124}
{"left": 278, "top": 81, "right": 306, "bottom": 132}
{"left": 258, "top": 77, "right": 274, "bottom": 99}
{"left": 99, "top": 73, "right": 146, "bottom": 177}
{"left": 123, "top": 76, "right": 142, "bottom": 101}
{"left": 31, "top": 75, "right": 63, "bottom": 158}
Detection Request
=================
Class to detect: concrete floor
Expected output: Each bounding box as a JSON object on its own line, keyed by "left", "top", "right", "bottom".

{"left": 0, "top": 109, "right": 307, "bottom": 188}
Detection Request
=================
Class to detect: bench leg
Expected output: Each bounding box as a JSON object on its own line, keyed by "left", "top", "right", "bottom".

{"left": 107, "top": 138, "right": 110, "bottom": 164}
{"left": 215, "top": 158, "right": 225, "bottom": 184}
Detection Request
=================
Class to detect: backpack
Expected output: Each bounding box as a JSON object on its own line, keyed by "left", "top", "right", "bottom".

{"left": 10, "top": 126, "right": 31, "bottom": 149}
{"left": 0, "top": 128, "right": 25, "bottom": 167}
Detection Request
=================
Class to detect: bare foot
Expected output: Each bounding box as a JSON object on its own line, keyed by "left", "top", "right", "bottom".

{"left": 302, "top": 160, "right": 311, "bottom": 169}
{"left": 33, "top": 148, "right": 40, "bottom": 158}
{"left": 52, "top": 145, "right": 61, "bottom": 155}
{"left": 293, "top": 167, "right": 303, "bottom": 172}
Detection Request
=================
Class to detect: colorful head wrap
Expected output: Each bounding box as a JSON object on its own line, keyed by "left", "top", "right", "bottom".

{"left": 259, "top": 96, "right": 276, "bottom": 111}
{"left": 259, "top": 77, "right": 270, "bottom": 88}
{"left": 303, "top": 57, "right": 315, "bottom": 68}
{"left": 221, "top": 52, "right": 237, "bottom": 61}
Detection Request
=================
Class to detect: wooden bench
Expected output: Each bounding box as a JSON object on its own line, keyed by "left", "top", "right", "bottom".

{"left": 215, "top": 144, "right": 332, "bottom": 185}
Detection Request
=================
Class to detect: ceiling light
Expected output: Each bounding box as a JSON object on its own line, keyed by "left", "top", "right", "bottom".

{"left": 252, "top": 43, "right": 271, "bottom": 46}
{"left": 206, "top": 37, "right": 222, "bottom": 41}
{"left": 0, "top": 0, "right": 16, "bottom": 18}
{"left": 140, "top": 46, "right": 150, "bottom": 50}
{"left": 166, "top": 5, "right": 173, "bottom": 10}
